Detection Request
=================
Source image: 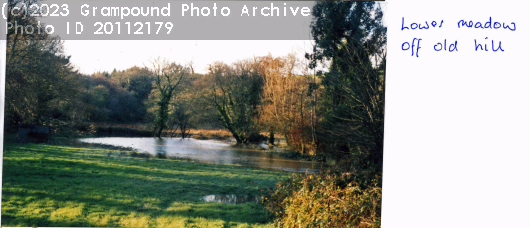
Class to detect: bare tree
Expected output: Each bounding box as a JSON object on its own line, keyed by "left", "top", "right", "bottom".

{"left": 260, "top": 53, "right": 321, "bottom": 154}
{"left": 149, "top": 58, "right": 190, "bottom": 138}
{"left": 201, "top": 60, "right": 263, "bottom": 144}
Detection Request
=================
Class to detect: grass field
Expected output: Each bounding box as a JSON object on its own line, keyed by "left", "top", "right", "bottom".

{"left": 1, "top": 142, "right": 290, "bottom": 227}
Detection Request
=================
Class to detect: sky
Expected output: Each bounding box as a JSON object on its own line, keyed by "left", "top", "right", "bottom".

{"left": 63, "top": 40, "right": 316, "bottom": 75}
{"left": 61, "top": 2, "right": 386, "bottom": 75}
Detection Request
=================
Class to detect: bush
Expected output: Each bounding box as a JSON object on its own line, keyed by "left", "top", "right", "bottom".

{"left": 74, "top": 122, "right": 97, "bottom": 134}
{"left": 27, "top": 132, "right": 50, "bottom": 143}
{"left": 246, "top": 132, "right": 268, "bottom": 143}
{"left": 268, "top": 151, "right": 326, "bottom": 162}
{"left": 285, "top": 126, "right": 318, "bottom": 155}
{"left": 94, "top": 126, "right": 152, "bottom": 137}
{"left": 264, "top": 172, "right": 381, "bottom": 228}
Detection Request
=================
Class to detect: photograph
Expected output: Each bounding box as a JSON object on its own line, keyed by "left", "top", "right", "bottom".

{"left": 1, "top": 0, "right": 386, "bottom": 227}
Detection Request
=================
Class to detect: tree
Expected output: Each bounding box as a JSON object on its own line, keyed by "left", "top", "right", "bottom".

{"left": 109, "top": 66, "right": 154, "bottom": 102}
{"left": 149, "top": 58, "right": 190, "bottom": 138}
{"left": 308, "top": 1, "right": 387, "bottom": 180}
{"left": 167, "top": 66, "right": 200, "bottom": 139}
{"left": 4, "top": 0, "right": 82, "bottom": 129}
{"left": 202, "top": 60, "right": 264, "bottom": 144}
{"left": 168, "top": 102, "right": 192, "bottom": 138}
{"left": 260, "top": 53, "right": 321, "bottom": 154}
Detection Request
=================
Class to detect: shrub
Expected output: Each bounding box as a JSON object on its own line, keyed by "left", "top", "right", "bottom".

{"left": 268, "top": 151, "right": 326, "bottom": 162}
{"left": 264, "top": 172, "right": 381, "bottom": 228}
{"left": 285, "top": 126, "right": 317, "bottom": 155}
{"left": 247, "top": 132, "right": 268, "bottom": 143}
{"left": 94, "top": 126, "right": 152, "bottom": 137}
{"left": 27, "top": 132, "right": 50, "bottom": 143}
{"left": 156, "top": 152, "right": 168, "bottom": 159}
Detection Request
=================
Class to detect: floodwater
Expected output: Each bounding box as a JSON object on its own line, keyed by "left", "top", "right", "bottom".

{"left": 202, "top": 195, "right": 261, "bottom": 204}
{"left": 78, "top": 137, "right": 324, "bottom": 173}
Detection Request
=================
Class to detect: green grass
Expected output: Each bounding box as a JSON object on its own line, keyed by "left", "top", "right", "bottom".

{"left": 1, "top": 142, "right": 290, "bottom": 227}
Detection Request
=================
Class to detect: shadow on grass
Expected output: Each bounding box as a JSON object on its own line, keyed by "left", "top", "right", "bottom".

{"left": 1, "top": 143, "right": 286, "bottom": 227}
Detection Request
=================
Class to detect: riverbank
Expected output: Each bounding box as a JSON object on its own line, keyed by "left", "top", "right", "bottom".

{"left": 63, "top": 123, "right": 235, "bottom": 141}
{"left": 188, "top": 129, "right": 233, "bottom": 141}
{"left": 67, "top": 123, "right": 273, "bottom": 144}
{"left": 1, "top": 141, "right": 290, "bottom": 227}
{"left": 265, "top": 150, "right": 327, "bottom": 162}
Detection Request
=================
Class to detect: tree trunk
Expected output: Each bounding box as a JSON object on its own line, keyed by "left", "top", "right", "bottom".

{"left": 155, "top": 99, "right": 170, "bottom": 138}
{"left": 155, "top": 126, "right": 163, "bottom": 138}
{"left": 180, "top": 122, "right": 189, "bottom": 139}
{"left": 268, "top": 130, "right": 275, "bottom": 146}
{"left": 234, "top": 133, "right": 242, "bottom": 145}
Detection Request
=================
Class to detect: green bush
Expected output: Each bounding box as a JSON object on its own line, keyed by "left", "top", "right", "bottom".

{"left": 264, "top": 172, "right": 381, "bottom": 228}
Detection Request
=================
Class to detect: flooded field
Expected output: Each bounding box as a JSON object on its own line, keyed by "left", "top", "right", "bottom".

{"left": 202, "top": 195, "right": 261, "bottom": 204}
{"left": 79, "top": 137, "right": 324, "bottom": 173}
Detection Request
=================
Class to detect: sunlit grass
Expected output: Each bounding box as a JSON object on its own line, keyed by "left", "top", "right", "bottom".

{"left": 1, "top": 142, "right": 290, "bottom": 227}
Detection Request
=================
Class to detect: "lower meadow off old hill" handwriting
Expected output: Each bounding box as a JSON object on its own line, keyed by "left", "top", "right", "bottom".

{"left": 401, "top": 17, "right": 515, "bottom": 57}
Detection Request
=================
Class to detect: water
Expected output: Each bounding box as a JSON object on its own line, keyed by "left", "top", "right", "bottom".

{"left": 202, "top": 195, "right": 260, "bottom": 204}
{"left": 78, "top": 137, "right": 324, "bottom": 173}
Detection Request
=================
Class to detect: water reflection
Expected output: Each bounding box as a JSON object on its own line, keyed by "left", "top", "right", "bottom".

{"left": 202, "top": 195, "right": 260, "bottom": 204}
{"left": 78, "top": 137, "right": 324, "bottom": 173}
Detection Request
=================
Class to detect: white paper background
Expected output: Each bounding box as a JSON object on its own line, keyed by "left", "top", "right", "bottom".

{"left": 383, "top": 0, "right": 529, "bottom": 227}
